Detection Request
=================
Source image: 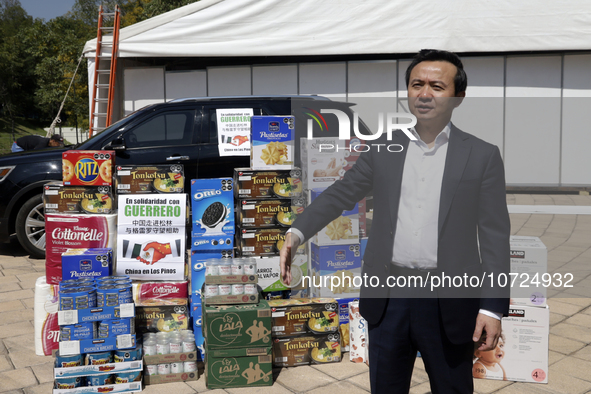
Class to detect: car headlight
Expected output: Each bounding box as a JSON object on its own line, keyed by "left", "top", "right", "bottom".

{"left": 0, "top": 166, "right": 15, "bottom": 183}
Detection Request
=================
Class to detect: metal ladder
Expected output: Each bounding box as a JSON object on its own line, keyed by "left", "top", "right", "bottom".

{"left": 89, "top": 5, "right": 121, "bottom": 137}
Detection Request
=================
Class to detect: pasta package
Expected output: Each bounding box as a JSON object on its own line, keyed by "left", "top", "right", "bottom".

{"left": 62, "top": 150, "right": 114, "bottom": 186}
{"left": 251, "top": 116, "right": 294, "bottom": 169}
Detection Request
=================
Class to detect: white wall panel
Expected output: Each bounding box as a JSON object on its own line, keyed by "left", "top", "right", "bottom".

{"left": 208, "top": 66, "right": 251, "bottom": 96}
{"left": 347, "top": 61, "right": 398, "bottom": 134}
{"left": 453, "top": 57, "right": 505, "bottom": 152}
{"left": 504, "top": 56, "right": 561, "bottom": 186}
{"left": 252, "top": 65, "right": 298, "bottom": 95}
{"left": 562, "top": 54, "right": 591, "bottom": 186}
{"left": 299, "top": 62, "right": 346, "bottom": 99}
{"left": 123, "top": 67, "right": 165, "bottom": 115}
{"left": 165, "top": 70, "right": 207, "bottom": 101}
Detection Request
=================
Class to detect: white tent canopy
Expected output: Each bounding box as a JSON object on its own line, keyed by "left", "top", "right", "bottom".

{"left": 84, "top": 0, "right": 591, "bottom": 58}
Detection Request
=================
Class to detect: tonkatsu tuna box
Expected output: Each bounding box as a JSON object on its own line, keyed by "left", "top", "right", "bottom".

{"left": 114, "top": 164, "right": 184, "bottom": 194}
{"left": 62, "top": 150, "right": 115, "bottom": 186}
{"left": 237, "top": 198, "right": 305, "bottom": 228}
{"left": 267, "top": 298, "right": 339, "bottom": 336}
{"left": 43, "top": 183, "right": 115, "bottom": 214}
{"left": 272, "top": 332, "right": 341, "bottom": 367}
{"left": 233, "top": 168, "right": 303, "bottom": 199}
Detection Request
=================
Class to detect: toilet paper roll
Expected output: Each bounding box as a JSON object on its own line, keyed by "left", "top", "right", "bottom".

{"left": 34, "top": 276, "right": 60, "bottom": 356}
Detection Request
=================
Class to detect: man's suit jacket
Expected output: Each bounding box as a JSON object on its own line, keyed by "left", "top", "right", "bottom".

{"left": 293, "top": 125, "right": 510, "bottom": 344}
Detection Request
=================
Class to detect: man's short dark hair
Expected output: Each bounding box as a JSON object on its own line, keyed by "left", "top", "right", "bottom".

{"left": 50, "top": 134, "right": 64, "bottom": 144}
{"left": 405, "top": 49, "right": 468, "bottom": 95}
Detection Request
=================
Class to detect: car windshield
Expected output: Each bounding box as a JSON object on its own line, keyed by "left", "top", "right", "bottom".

{"left": 74, "top": 109, "right": 147, "bottom": 149}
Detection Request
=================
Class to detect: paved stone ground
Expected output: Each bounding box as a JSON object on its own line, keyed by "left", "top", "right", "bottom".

{"left": 1, "top": 194, "right": 591, "bottom": 393}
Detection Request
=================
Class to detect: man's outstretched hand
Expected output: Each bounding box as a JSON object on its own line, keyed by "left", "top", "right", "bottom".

{"left": 279, "top": 232, "right": 301, "bottom": 285}
{"left": 473, "top": 313, "right": 502, "bottom": 351}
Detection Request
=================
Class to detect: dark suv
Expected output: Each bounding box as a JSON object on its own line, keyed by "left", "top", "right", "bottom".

{"left": 0, "top": 95, "right": 371, "bottom": 258}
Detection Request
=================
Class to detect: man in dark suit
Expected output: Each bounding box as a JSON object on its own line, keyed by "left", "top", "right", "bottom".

{"left": 280, "top": 49, "right": 510, "bottom": 393}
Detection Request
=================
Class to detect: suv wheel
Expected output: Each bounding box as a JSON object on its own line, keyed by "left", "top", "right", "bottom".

{"left": 16, "top": 194, "right": 46, "bottom": 259}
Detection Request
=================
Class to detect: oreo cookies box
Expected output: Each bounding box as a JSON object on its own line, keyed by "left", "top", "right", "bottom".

{"left": 251, "top": 116, "right": 294, "bottom": 170}
{"left": 191, "top": 178, "right": 235, "bottom": 250}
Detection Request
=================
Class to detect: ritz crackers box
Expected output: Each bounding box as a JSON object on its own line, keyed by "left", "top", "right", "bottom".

{"left": 62, "top": 150, "right": 115, "bottom": 186}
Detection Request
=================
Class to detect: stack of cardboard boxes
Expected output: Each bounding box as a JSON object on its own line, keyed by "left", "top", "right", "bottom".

{"left": 473, "top": 236, "right": 549, "bottom": 384}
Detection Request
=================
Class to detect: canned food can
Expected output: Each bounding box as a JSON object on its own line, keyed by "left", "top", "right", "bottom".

{"left": 205, "top": 264, "right": 219, "bottom": 276}
{"left": 59, "top": 287, "right": 93, "bottom": 311}
{"left": 157, "top": 363, "right": 171, "bottom": 375}
{"left": 114, "top": 345, "right": 141, "bottom": 362}
{"left": 55, "top": 351, "right": 82, "bottom": 368}
{"left": 60, "top": 322, "right": 95, "bottom": 341}
{"left": 115, "top": 284, "right": 133, "bottom": 303}
{"left": 170, "top": 362, "right": 184, "bottom": 373}
{"left": 244, "top": 260, "right": 257, "bottom": 275}
{"left": 217, "top": 263, "right": 232, "bottom": 275}
{"left": 204, "top": 284, "right": 219, "bottom": 298}
{"left": 87, "top": 374, "right": 113, "bottom": 386}
{"left": 231, "top": 284, "right": 244, "bottom": 295}
{"left": 96, "top": 285, "right": 121, "bottom": 307}
{"left": 115, "top": 370, "right": 142, "bottom": 384}
{"left": 231, "top": 263, "right": 244, "bottom": 275}
{"left": 244, "top": 283, "right": 257, "bottom": 295}
{"left": 97, "top": 275, "right": 130, "bottom": 282}
{"left": 218, "top": 284, "right": 231, "bottom": 296}
{"left": 54, "top": 377, "right": 83, "bottom": 389}
{"left": 146, "top": 364, "right": 158, "bottom": 376}
{"left": 86, "top": 351, "right": 112, "bottom": 365}
{"left": 183, "top": 360, "right": 197, "bottom": 372}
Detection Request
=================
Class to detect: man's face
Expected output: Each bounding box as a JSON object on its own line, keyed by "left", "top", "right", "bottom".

{"left": 407, "top": 60, "right": 465, "bottom": 123}
{"left": 49, "top": 139, "right": 61, "bottom": 147}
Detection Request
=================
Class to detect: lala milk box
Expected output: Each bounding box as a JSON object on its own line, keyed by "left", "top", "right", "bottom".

{"left": 509, "top": 236, "right": 548, "bottom": 307}
{"left": 251, "top": 116, "right": 294, "bottom": 169}
{"left": 191, "top": 178, "right": 235, "bottom": 250}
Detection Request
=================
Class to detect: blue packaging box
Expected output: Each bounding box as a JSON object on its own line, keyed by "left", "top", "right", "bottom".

{"left": 251, "top": 116, "right": 295, "bottom": 169}
{"left": 190, "top": 235, "right": 234, "bottom": 251}
{"left": 97, "top": 318, "right": 134, "bottom": 338}
{"left": 60, "top": 322, "right": 96, "bottom": 341}
{"left": 58, "top": 334, "right": 136, "bottom": 355}
{"left": 191, "top": 178, "right": 235, "bottom": 238}
{"left": 310, "top": 188, "right": 360, "bottom": 245}
{"left": 190, "top": 249, "right": 233, "bottom": 302}
{"left": 61, "top": 248, "right": 112, "bottom": 281}
{"left": 310, "top": 242, "right": 362, "bottom": 297}
{"left": 57, "top": 303, "right": 135, "bottom": 325}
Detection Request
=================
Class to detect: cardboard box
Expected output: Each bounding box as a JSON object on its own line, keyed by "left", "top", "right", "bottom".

{"left": 309, "top": 188, "right": 360, "bottom": 245}
{"left": 44, "top": 184, "right": 115, "bottom": 214}
{"left": 61, "top": 248, "right": 112, "bottom": 282}
{"left": 300, "top": 137, "right": 363, "bottom": 190}
{"left": 256, "top": 255, "right": 307, "bottom": 292}
{"left": 473, "top": 305, "right": 549, "bottom": 383}
{"left": 144, "top": 351, "right": 198, "bottom": 365}
{"left": 337, "top": 297, "right": 359, "bottom": 352}
{"left": 267, "top": 297, "right": 339, "bottom": 336}
{"left": 272, "top": 333, "right": 341, "bottom": 367}
{"left": 116, "top": 194, "right": 186, "bottom": 281}
{"left": 58, "top": 334, "right": 136, "bottom": 355}
{"left": 143, "top": 370, "right": 198, "bottom": 385}
{"left": 115, "top": 164, "right": 184, "bottom": 194}
{"left": 237, "top": 198, "right": 305, "bottom": 228}
{"left": 203, "top": 292, "right": 259, "bottom": 306}
{"left": 57, "top": 303, "right": 135, "bottom": 325}
{"left": 509, "top": 236, "right": 548, "bottom": 307}
{"left": 251, "top": 115, "right": 294, "bottom": 169}
{"left": 310, "top": 243, "right": 362, "bottom": 298}
{"left": 135, "top": 303, "right": 190, "bottom": 334}
{"left": 54, "top": 360, "right": 142, "bottom": 378}
{"left": 205, "top": 346, "right": 273, "bottom": 389}
{"left": 52, "top": 381, "right": 142, "bottom": 393}
{"left": 202, "top": 300, "right": 272, "bottom": 349}
{"left": 62, "top": 150, "right": 114, "bottom": 186}
{"left": 233, "top": 168, "right": 303, "bottom": 199}
{"left": 191, "top": 178, "right": 235, "bottom": 237}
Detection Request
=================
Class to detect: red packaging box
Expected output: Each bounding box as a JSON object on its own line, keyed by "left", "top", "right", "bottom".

{"left": 62, "top": 150, "right": 115, "bottom": 186}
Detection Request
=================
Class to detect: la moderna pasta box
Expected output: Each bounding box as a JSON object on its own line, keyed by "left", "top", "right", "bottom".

{"left": 62, "top": 150, "right": 115, "bottom": 186}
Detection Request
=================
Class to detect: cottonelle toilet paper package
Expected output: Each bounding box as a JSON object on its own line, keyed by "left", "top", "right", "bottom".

{"left": 45, "top": 213, "right": 117, "bottom": 285}
{"left": 34, "top": 276, "right": 60, "bottom": 356}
